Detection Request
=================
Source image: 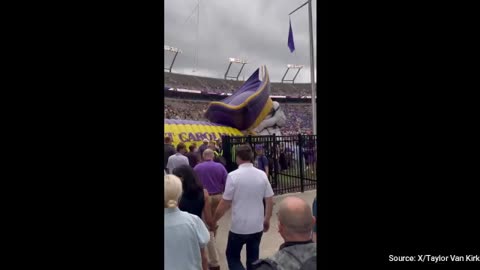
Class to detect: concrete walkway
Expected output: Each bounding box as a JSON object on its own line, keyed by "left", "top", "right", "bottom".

{"left": 212, "top": 190, "right": 316, "bottom": 269}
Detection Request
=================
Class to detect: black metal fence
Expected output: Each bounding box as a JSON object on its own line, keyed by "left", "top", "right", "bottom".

{"left": 222, "top": 134, "right": 317, "bottom": 195}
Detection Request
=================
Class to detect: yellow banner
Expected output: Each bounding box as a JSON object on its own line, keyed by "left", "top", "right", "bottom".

{"left": 164, "top": 123, "right": 243, "bottom": 149}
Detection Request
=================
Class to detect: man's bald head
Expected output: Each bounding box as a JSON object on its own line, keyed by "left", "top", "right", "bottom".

{"left": 278, "top": 196, "right": 315, "bottom": 236}
{"left": 203, "top": 149, "right": 214, "bottom": 160}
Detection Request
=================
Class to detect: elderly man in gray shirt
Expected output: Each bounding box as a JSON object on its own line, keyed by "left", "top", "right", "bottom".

{"left": 166, "top": 142, "right": 189, "bottom": 174}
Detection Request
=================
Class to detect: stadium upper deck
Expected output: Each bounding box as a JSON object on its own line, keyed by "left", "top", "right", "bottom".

{"left": 164, "top": 72, "right": 315, "bottom": 97}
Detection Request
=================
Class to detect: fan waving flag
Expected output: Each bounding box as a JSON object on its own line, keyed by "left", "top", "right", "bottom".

{"left": 288, "top": 17, "right": 295, "bottom": 53}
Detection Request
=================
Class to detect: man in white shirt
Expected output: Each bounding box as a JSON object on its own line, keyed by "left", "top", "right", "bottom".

{"left": 166, "top": 142, "right": 189, "bottom": 174}
{"left": 214, "top": 144, "right": 274, "bottom": 270}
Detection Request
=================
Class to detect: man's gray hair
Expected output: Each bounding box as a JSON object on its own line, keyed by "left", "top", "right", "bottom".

{"left": 203, "top": 149, "right": 214, "bottom": 159}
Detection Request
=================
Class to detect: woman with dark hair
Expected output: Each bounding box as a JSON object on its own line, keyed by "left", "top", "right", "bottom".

{"left": 172, "top": 165, "right": 216, "bottom": 270}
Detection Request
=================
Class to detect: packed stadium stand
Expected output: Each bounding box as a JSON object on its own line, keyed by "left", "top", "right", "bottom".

{"left": 164, "top": 72, "right": 315, "bottom": 96}
{"left": 164, "top": 71, "right": 315, "bottom": 135}
{"left": 165, "top": 97, "right": 313, "bottom": 135}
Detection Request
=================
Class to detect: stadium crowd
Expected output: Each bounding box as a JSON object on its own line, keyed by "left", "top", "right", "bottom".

{"left": 164, "top": 140, "right": 317, "bottom": 270}
{"left": 164, "top": 99, "right": 207, "bottom": 121}
{"left": 165, "top": 72, "right": 314, "bottom": 96}
{"left": 164, "top": 98, "right": 313, "bottom": 135}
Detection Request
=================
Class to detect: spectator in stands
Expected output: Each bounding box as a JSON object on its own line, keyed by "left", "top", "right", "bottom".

{"left": 213, "top": 144, "right": 274, "bottom": 270}
{"left": 199, "top": 139, "right": 210, "bottom": 160}
{"left": 164, "top": 174, "right": 210, "bottom": 270}
{"left": 252, "top": 196, "right": 316, "bottom": 270}
{"left": 164, "top": 71, "right": 315, "bottom": 97}
{"left": 194, "top": 149, "right": 228, "bottom": 270}
{"left": 185, "top": 144, "right": 200, "bottom": 168}
{"left": 164, "top": 137, "right": 176, "bottom": 171}
{"left": 164, "top": 98, "right": 314, "bottom": 135}
{"left": 166, "top": 143, "right": 189, "bottom": 174}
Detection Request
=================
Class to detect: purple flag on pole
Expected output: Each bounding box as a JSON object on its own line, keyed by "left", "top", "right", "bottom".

{"left": 288, "top": 18, "right": 295, "bottom": 53}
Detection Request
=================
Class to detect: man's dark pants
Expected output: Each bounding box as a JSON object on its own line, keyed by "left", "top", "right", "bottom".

{"left": 226, "top": 231, "right": 263, "bottom": 270}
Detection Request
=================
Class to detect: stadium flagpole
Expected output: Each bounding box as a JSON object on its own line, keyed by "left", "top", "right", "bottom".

{"left": 289, "top": 0, "right": 316, "bottom": 135}
{"left": 308, "top": 0, "right": 316, "bottom": 135}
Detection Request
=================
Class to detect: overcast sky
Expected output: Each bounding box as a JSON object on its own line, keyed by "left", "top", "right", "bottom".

{"left": 164, "top": 0, "right": 317, "bottom": 83}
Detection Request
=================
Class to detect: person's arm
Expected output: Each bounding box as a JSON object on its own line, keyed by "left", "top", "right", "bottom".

{"left": 202, "top": 190, "right": 214, "bottom": 229}
{"left": 200, "top": 247, "right": 208, "bottom": 270}
{"left": 221, "top": 167, "right": 228, "bottom": 192}
{"left": 263, "top": 177, "right": 275, "bottom": 232}
{"left": 263, "top": 197, "right": 273, "bottom": 232}
{"left": 166, "top": 158, "right": 172, "bottom": 174}
{"left": 214, "top": 199, "right": 232, "bottom": 224}
{"left": 193, "top": 215, "right": 210, "bottom": 270}
{"left": 194, "top": 215, "right": 210, "bottom": 247}
{"left": 214, "top": 175, "right": 234, "bottom": 224}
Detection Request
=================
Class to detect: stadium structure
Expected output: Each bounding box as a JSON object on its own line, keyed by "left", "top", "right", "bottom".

{"left": 164, "top": 70, "right": 316, "bottom": 136}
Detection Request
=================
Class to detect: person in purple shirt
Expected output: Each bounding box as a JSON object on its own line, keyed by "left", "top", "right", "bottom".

{"left": 195, "top": 149, "right": 228, "bottom": 196}
{"left": 194, "top": 148, "right": 228, "bottom": 270}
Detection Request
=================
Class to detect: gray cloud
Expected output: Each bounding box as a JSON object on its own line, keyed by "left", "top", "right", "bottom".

{"left": 165, "top": 0, "right": 317, "bottom": 83}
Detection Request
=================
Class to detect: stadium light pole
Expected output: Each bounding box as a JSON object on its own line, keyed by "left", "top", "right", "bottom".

{"left": 225, "top": 57, "right": 248, "bottom": 80}
{"left": 281, "top": 64, "right": 304, "bottom": 84}
{"left": 164, "top": 45, "right": 182, "bottom": 73}
{"left": 289, "top": 0, "right": 316, "bottom": 135}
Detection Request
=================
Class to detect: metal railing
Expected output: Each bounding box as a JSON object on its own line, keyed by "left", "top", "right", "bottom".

{"left": 222, "top": 134, "right": 317, "bottom": 195}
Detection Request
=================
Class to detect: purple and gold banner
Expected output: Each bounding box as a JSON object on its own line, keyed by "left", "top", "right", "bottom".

{"left": 205, "top": 66, "right": 273, "bottom": 131}
{"left": 164, "top": 119, "right": 243, "bottom": 149}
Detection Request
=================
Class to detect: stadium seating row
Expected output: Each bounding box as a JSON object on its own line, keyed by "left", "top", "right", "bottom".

{"left": 164, "top": 72, "right": 314, "bottom": 96}
{"left": 164, "top": 98, "right": 313, "bottom": 135}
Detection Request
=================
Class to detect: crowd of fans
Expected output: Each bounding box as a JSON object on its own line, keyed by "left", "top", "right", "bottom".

{"left": 164, "top": 98, "right": 313, "bottom": 135}
{"left": 164, "top": 99, "right": 208, "bottom": 121}
{"left": 164, "top": 141, "right": 317, "bottom": 269}
{"left": 281, "top": 104, "right": 313, "bottom": 135}
{"left": 165, "top": 72, "right": 314, "bottom": 96}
